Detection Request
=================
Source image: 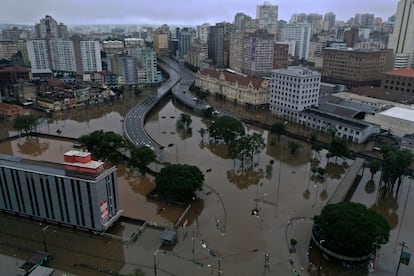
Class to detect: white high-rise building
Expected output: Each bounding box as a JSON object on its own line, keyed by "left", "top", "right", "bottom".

{"left": 27, "top": 40, "right": 50, "bottom": 70}
{"left": 49, "top": 39, "right": 76, "bottom": 72}
{"left": 256, "top": 1, "right": 278, "bottom": 36}
{"left": 388, "top": 0, "right": 414, "bottom": 68}
{"left": 282, "top": 23, "right": 311, "bottom": 60}
{"left": 269, "top": 66, "right": 320, "bottom": 121}
{"left": 196, "top": 23, "right": 210, "bottom": 44}
{"left": 80, "top": 41, "right": 102, "bottom": 73}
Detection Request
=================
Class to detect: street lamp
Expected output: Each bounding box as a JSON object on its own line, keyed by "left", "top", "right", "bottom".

{"left": 153, "top": 249, "right": 159, "bottom": 276}
{"left": 318, "top": 240, "right": 325, "bottom": 276}
{"left": 41, "top": 225, "right": 49, "bottom": 252}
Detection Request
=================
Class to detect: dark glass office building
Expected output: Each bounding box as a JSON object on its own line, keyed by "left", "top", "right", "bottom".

{"left": 0, "top": 151, "right": 122, "bottom": 232}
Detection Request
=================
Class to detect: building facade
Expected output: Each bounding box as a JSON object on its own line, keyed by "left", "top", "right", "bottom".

{"left": 195, "top": 68, "right": 269, "bottom": 108}
{"left": 256, "top": 1, "right": 279, "bottom": 36}
{"left": 0, "top": 151, "right": 122, "bottom": 232}
{"left": 273, "top": 42, "right": 289, "bottom": 69}
{"left": 269, "top": 66, "right": 320, "bottom": 120}
{"left": 299, "top": 109, "right": 380, "bottom": 143}
{"left": 242, "top": 29, "right": 275, "bottom": 77}
{"left": 208, "top": 23, "right": 225, "bottom": 67}
{"left": 322, "top": 48, "right": 391, "bottom": 87}
{"left": 381, "top": 68, "right": 414, "bottom": 95}
{"left": 388, "top": 0, "right": 414, "bottom": 68}
{"left": 153, "top": 32, "right": 169, "bottom": 57}
{"left": 282, "top": 23, "right": 311, "bottom": 60}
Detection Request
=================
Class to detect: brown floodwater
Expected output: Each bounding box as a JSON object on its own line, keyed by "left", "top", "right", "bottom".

{"left": 0, "top": 92, "right": 413, "bottom": 275}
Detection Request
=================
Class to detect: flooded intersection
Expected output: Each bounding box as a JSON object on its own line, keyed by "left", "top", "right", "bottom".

{"left": 0, "top": 93, "right": 413, "bottom": 275}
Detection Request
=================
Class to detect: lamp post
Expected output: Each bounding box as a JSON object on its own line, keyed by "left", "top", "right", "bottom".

{"left": 318, "top": 240, "right": 325, "bottom": 276}
{"left": 41, "top": 225, "right": 49, "bottom": 252}
{"left": 396, "top": 241, "right": 407, "bottom": 276}
{"left": 153, "top": 249, "right": 159, "bottom": 276}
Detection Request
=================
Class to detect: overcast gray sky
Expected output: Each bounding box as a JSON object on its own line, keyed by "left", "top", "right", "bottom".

{"left": 0, "top": 0, "right": 399, "bottom": 26}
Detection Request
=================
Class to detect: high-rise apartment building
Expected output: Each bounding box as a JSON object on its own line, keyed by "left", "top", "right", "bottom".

{"left": 234, "top": 13, "right": 253, "bottom": 32}
{"left": 229, "top": 32, "right": 246, "bottom": 72}
{"left": 49, "top": 39, "right": 76, "bottom": 72}
{"left": 344, "top": 27, "right": 359, "bottom": 48}
{"left": 282, "top": 23, "right": 311, "bottom": 60}
{"left": 153, "top": 31, "right": 169, "bottom": 57}
{"left": 31, "top": 15, "right": 69, "bottom": 39}
{"left": 208, "top": 23, "right": 226, "bottom": 68}
{"left": 273, "top": 42, "right": 289, "bottom": 69}
{"left": 196, "top": 23, "right": 210, "bottom": 44}
{"left": 242, "top": 29, "right": 275, "bottom": 77}
{"left": 27, "top": 16, "right": 101, "bottom": 74}
{"left": 0, "top": 151, "right": 122, "bottom": 232}
{"left": 256, "top": 1, "right": 279, "bottom": 36}
{"left": 388, "top": 0, "right": 414, "bottom": 68}
{"left": 26, "top": 40, "right": 50, "bottom": 70}
{"left": 269, "top": 66, "right": 320, "bottom": 120}
{"left": 80, "top": 41, "right": 102, "bottom": 73}
{"left": 323, "top": 12, "right": 336, "bottom": 31}
{"left": 178, "top": 28, "right": 193, "bottom": 58}
{"left": 354, "top": 13, "right": 375, "bottom": 28}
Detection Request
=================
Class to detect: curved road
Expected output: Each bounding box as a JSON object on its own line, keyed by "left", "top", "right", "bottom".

{"left": 123, "top": 58, "right": 193, "bottom": 158}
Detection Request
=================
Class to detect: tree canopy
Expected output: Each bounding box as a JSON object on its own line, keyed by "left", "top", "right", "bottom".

{"left": 270, "top": 122, "right": 287, "bottom": 141}
{"left": 128, "top": 145, "right": 156, "bottom": 170}
{"left": 155, "top": 164, "right": 204, "bottom": 202}
{"left": 380, "top": 144, "right": 412, "bottom": 191}
{"left": 79, "top": 130, "right": 126, "bottom": 163}
{"left": 208, "top": 116, "right": 245, "bottom": 144}
{"left": 13, "top": 114, "right": 41, "bottom": 136}
{"left": 314, "top": 202, "right": 390, "bottom": 257}
{"left": 329, "top": 137, "right": 350, "bottom": 162}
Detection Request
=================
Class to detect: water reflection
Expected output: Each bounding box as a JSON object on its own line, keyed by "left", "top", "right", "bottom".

{"left": 226, "top": 167, "right": 265, "bottom": 189}
{"left": 325, "top": 162, "right": 346, "bottom": 179}
{"left": 365, "top": 179, "right": 376, "bottom": 194}
{"left": 17, "top": 137, "right": 49, "bottom": 156}
{"left": 371, "top": 192, "right": 399, "bottom": 229}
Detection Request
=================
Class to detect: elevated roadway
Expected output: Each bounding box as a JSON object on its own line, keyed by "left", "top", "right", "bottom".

{"left": 123, "top": 58, "right": 195, "bottom": 158}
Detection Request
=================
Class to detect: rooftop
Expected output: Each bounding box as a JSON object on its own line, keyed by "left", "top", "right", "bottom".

{"left": 199, "top": 68, "right": 266, "bottom": 89}
{"left": 384, "top": 68, "right": 414, "bottom": 78}
{"left": 380, "top": 106, "right": 414, "bottom": 123}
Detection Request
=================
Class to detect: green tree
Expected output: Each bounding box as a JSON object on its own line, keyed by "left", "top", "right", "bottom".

{"left": 380, "top": 144, "right": 412, "bottom": 192}
{"left": 288, "top": 141, "right": 301, "bottom": 155}
{"left": 79, "top": 130, "right": 126, "bottom": 163}
{"left": 155, "top": 164, "right": 204, "bottom": 202}
{"left": 249, "top": 133, "right": 265, "bottom": 165}
{"left": 228, "top": 135, "right": 252, "bottom": 168}
{"left": 178, "top": 113, "right": 192, "bottom": 131}
{"left": 208, "top": 116, "right": 245, "bottom": 144}
{"left": 270, "top": 122, "right": 287, "bottom": 142}
{"left": 329, "top": 137, "right": 350, "bottom": 163}
{"left": 198, "top": 128, "right": 207, "bottom": 142}
{"left": 314, "top": 202, "right": 390, "bottom": 257}
{"left": 128, "top": 145, "right": 156, "bottom": 170}
{"left": 13, "top": 114, "right": 41, "bottom": 136}
{"left": 369, "top": 159, "right": 381, "bottom": 180}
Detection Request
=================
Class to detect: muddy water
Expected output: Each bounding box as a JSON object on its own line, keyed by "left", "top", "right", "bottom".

{"left": 1, "top": 93, "right": 413, "bottom": 275}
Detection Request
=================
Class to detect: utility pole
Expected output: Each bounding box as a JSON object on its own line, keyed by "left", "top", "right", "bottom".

{"left": 396, "top": 241, "right": 407, "bottom": 276}
{"left": 41, "top": 225, "right": 49, "bottom": 252}
{"left": 153, "top": 249, "right": 159, "bottom": 276}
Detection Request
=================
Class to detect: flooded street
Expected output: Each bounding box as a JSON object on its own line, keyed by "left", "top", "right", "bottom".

{"left": 0, "top": 91, "right": 413, "bottom": 275}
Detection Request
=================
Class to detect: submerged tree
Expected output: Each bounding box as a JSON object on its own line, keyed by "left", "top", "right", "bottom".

{"left": 314, "top": 202, "right": 390, "bottom": 257}
{"left": 270, "top": 122, "right": 287, "bottom": 142}
{"left": 208, "top": 116, "right": 245, "bottom": 144}
{"left": 13, "top": 114, "right": 41, "bottom": 137}
{"left": 155, "top": 164, "right": 204, "bottom": 202}
{"left": 380, "top": 144, "right": 412, "bottom": 193}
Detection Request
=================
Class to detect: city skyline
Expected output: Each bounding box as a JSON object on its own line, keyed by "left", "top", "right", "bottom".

{"left": 1, "top": 0, "right": 399, "bottom": 26}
